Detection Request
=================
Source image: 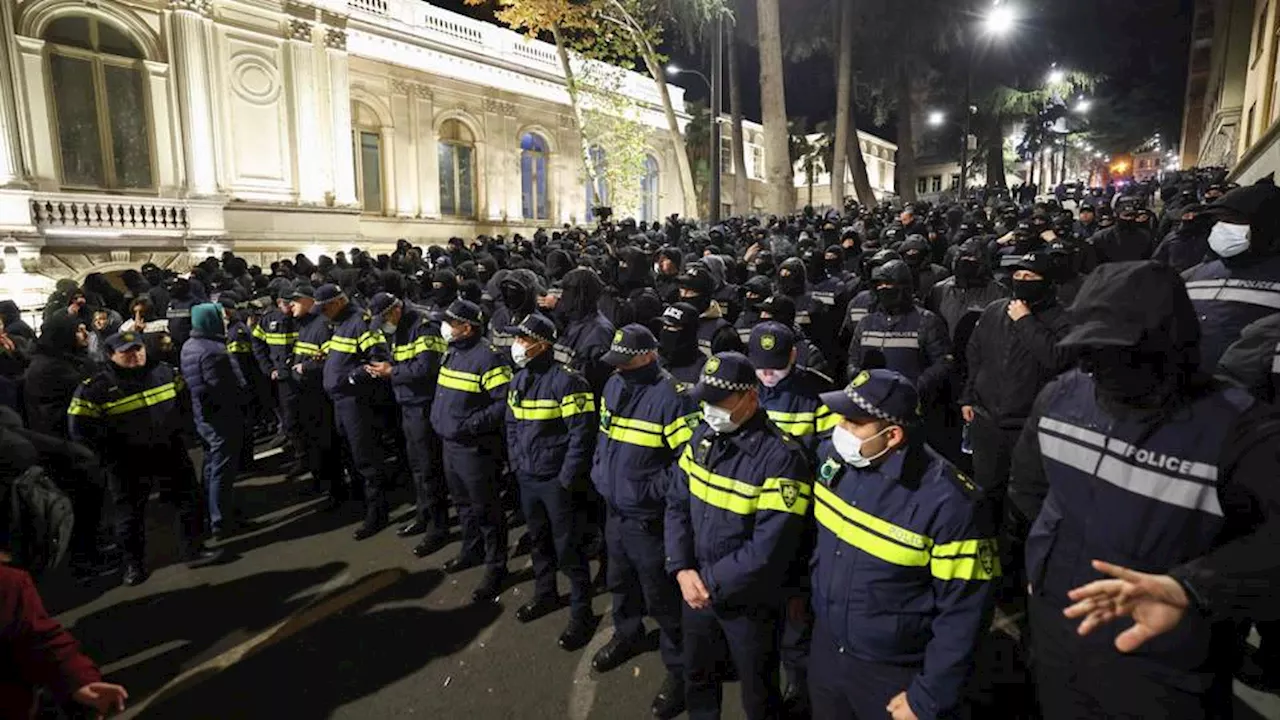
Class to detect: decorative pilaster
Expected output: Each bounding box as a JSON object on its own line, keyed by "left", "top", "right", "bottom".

{"left": 414, "top": 85, "right": 439, "bottom": 219}
{"left": 0, "top": 1, "right": 26, "bottom": 187}
{"left": 285, "top": 19, "right": 324, "bottom": 204}
{"left": 169, "top": 0, "right": 218, "bottom": 196}
{"left": 325, "top": 28, "right": 356, "bottom": 206}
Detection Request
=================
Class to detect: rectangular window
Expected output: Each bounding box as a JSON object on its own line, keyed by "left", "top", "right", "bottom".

{"left": 359, "top": 131, "right": 382, "bottom": 214}
{"left": 104, "top": 63, "right": 151, "bottom": 189}
{"left": 49, "top": 53, "right": 104, "bottom": 188}
{"left": 751, "top": 146, "right": 764, "bottom": 179}
{"left": 438, "top": 143, "right": 456, "bottom": 216}
{"left": 931, "top": 175, "right": 943, "bottom": 193}
{"left": 917, "top": 176, "right": 928, "bottom": 194}
{"left": 721, "top": 137, "right": 733, "bottom": 174}
{"left": 951, "top": 174, "right": 961, "bottom": 189}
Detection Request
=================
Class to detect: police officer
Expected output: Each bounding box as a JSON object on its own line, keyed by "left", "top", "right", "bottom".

{"left": 590, "top": 324, "right": 698, "bottom": 720}
{"left": 288, "top": 285, "right": 347, "bottom": 503}
{"left": 1010, "top": 261, "right": 1280, "bottom": 720}
{"left": 758, "top": 295, "right": 832, "bottom": 379}
{"left": 366, "top": 292, "right": 450, "bottom": 557}
{"left": 809, "top": 369, "right": 999, "bottom": 720}
{"left": 69, "top": 332, "right": 222, "bottom": 586}
{"left": 315, "top": 284, "right": 394, "bottom": 540}
{"left": 847, "top": 260, "right": 952, "bottom": 401}
{"left": 666, "top": 352, "right": 812, "bottom": 720}
{"left": 503, "top": 314, "right": 595, "bottom": 649}
{"left": 252, "top": 293, "right": 302, "bottom": 476}
{"left": 430, "top": 299, "right": 513, "bottom": 603}
{"left": 676, "top": 263, "right": 741, "bottom": 356}
{"left": 658, "top": 302, "right": 706, "bottom": 388}
{"left": 748, "top": 321, "right": 834, "bottom": 452}
{"left": 1183, "top": 181, "right": 1280, "bottom": 371}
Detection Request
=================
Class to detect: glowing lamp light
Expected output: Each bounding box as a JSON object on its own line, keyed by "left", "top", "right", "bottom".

{"left": 665, "top": 65, "right": 680, "bottom": 76}
{"left": 1047, "top": 68, "right": 1066, "bottom": 85}
{"left": 984, "top": 4, "right": 1016, "bottom": 35}
{"left": 927, "top": 111, "right": 946, "bottom": 127}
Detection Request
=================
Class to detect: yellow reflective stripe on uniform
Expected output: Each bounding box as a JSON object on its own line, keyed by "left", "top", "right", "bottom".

{"left": 560, "top": 392, "right": 596, "bottom": 418}
{"left": 509, "top": 397, "right": 563, "bottom": 420}
{"left": 614, "top": 415, "right": 664, "bottom": 433}
{"left": 67, "top": 396, "right": 103, "bottom": 418}
{"left": 227, "top": 340, "right": 252, "bottom": 353}
{"left": 813, "top": 483, "right": 932, "bottom": 567}
{"left": 294, "top": 340, "right": 323, "bottom": 357}
{"left": 757, "top": 476, "right": 812, "bottom": 515}
{"left": 392, "top": 336, "right": 443, "bottom": 362}
{"left": 252, "top": 326, "right": 297, "bottom": 346}
{"left": 604, "top": 425, "right": 665, "bottom": 448}
{"left": 815, "top": 405, "right": 838, "bottom": 433}
{"left": 680, "top": 447, "right": 759, "bottom": 515}
{"left": 357, "top": 330, "right": 384, "bottom": 352}
{"left": 439, "top": 367, "right": 482, "bottom": 393}
{"left": 482, "top": 366, "right": 512, "bottom": 391}
{"left": 768, "top": 409, "right": 817, "bottom": 437}
{"left": 930, "top": 538, "right": 1001, "bottom": 581}
{"left": 327, "top": 335, "right": 359, "bottom": 353}
{"left": 422, "top": 335, "right": 447, "bottom": 353}
{"left": 100, "top": 381, "right": 179, "bottom": 416}
{"left": 664, "top": 413, "right": 699, "bottom": 449}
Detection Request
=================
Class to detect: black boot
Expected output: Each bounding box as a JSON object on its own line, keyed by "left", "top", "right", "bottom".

{"left": 591, "top": 633, "right": 641, "bottom": 673}
{"left": 515, "top": 595, "right": 561, "bottom": 623}
{"left": 558, "top": 612, "right": 595, "bottom": 651}
{"left": 470, "top": 570, "right": 506, "bottom": 604}
{"left": 650, "top": 671, "right": 686, "bottom": 719}
{"left": 122, "top": 563, "right": 149, "bottom": 587}
{"left": 412, "top": 533, "right": 450, "bottom": 558}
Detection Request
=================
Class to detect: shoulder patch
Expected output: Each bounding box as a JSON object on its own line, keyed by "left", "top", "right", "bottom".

{"left": 947, "top": 467, "right": 983, "bottom": 499}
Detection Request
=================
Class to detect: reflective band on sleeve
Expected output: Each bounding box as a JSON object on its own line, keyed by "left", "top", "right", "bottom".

{"left": 664, "top": 413, "right": 699, "bottom": 449}
{"left": 481, "top": 366, "right": 513, "bottom": 391}
{"left": 1185, "top": 279, "right": 1280, "bottom": 310}
{"left": 99, "top": 382, "right": 179, "bottom": 416}
{"left": 327, "top": 335, "right": 359, "bottom": 354}
{"left": 815, "top": 405, "right": 839, "bottom": 433}
{"left": 438, "top": 367, "right": 482, "bottom": 393}
{"left": 560, "top": 392, "right": 596, "bottom": 418}
{"left": 67, "top": 396, "right": 103, "bottom": 418}
{"left": 767, "top": 409, "right": 817, "bottom": 437}
{"left": 931, "top": 538, "right": 1001, "bottom": 581}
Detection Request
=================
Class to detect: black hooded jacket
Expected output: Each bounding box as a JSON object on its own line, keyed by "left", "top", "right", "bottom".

{"left": 24, "top": 314, "right": 92, "bottom": 438}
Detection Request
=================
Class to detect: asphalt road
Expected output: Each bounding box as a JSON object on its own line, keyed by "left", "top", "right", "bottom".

{"left": 38, "top": 447, "right": 1280, "bottom": 720}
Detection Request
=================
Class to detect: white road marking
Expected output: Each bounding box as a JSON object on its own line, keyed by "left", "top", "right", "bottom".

{"left": 567, "top": 620, "right": 615, "bottom": 720}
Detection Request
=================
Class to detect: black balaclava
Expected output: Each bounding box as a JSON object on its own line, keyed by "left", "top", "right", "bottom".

{"left": 952, "top": 238, "right": 989, "bottom": 289}
{"left": 660, "top": 303, "right": 700, "bottom": 365}
{"left": 560, "top": 268, "right": 604, "bottom": 322}
{"left": 871, "top": 260, "right": 914, "bottom": 314}
{"left": 431, "top": 269, "right": 458, "bottom": 307}
{"left": 777, "top": 258, "right": 807, "bottom": 297}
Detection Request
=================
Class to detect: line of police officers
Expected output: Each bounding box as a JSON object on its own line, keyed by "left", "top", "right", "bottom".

{"left": 40, "top": 174, "right": 1280, "bottom": 720}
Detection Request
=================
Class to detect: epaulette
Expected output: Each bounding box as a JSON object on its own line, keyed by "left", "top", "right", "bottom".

{"left": 799, "top": 365, "right": 835, "bottom": 386}
{"left": 488, "top": 343, "right": 501, "bottom": 354}
{"left": 361, "top": 311, "right": 373, "bottom": 323}
{"left": 946, "top": 466, "right": 983, "bottom": 500}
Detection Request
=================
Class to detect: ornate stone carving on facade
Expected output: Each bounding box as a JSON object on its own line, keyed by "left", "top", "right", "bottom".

{"left": 482, "top": 97, "right": 517, "bottom": 116}
{"left": 558, "top": 114, "right": 576, "bottom": 129}
{"left": 286, "top": 18, "right": 313, "bottom": 42}
{"left": 321, "top": 10, "right": 348, "bottom": 29}
{"left": 411, "top": 84, "right": 433, "bottom": 100}
{"left": 168, "top": 0, "right": 212, "bottom": 16}
{"left": 324, "top": 28, "right": 347, "bottom": 50}
{"left": 390, "top": 78, "right": 410, "bottom": 94}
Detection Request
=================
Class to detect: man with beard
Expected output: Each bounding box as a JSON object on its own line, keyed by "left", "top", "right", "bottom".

{"left": 1009, "top": 261, "right": 1280, "bottom": 720}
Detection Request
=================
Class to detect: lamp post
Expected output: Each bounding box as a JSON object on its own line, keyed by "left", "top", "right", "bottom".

{"left": 960, "top": 2, "right": 1016, "bottom": 197}
{"left": 668, "top": 19, "right": 722, "bottom": 224}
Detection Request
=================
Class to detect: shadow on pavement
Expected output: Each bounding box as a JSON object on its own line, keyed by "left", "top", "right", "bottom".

{"left": 68, "top": 562, "right": 351, "bottom": 701}
{"left": 135, "top": 568, "right": 502, "bottom": 719}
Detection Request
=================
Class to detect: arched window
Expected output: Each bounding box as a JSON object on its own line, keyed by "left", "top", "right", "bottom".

{"left": 351, "top": 102, "right": 383, "bottom": 214}
{"left": 44, "top": 16, "right": 153, "bottom": 190}
{"left": 585, "top": 145, "right": 607, "bottom": 222}
{"left": 640, "top": 154, "right": 660, "bottom": 223}
{"left": 520, "top": 132, "right": 550, "bottom": 221}
{"left": 438, "top": 119, "right": 476, "bottom": 218}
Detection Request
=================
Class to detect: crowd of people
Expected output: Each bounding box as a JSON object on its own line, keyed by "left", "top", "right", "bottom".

{"left": 1, "top": 167, "right": 1279, "bottom": 720}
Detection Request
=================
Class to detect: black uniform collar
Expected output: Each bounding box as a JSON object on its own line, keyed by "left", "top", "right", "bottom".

{"left": 617, "top": 360, "right": 661, "bottom": 385}
{"left": 524, "top": 349, "right": 555, "bottom": 373}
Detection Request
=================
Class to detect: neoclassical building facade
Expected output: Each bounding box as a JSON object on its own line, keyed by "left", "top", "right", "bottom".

{"left": 0, "top": 0, "right": 698, "bottom": 309}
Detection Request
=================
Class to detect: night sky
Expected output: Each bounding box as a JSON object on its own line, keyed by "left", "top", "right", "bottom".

{"left": 431, "top": 0, "right": 1194, "bottom": 155}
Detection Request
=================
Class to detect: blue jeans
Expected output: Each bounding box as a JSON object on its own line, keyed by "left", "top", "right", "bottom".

{"left": 195, "top": 415, "right": 242, "bottom": 530}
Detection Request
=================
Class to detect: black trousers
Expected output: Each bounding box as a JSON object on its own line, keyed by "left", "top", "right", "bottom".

{"left": 296, "top": 387, "right": 345, "bottom": 499}
{"left": 607, "top": 512, "right": 683, "bottom": 674}
{"left": 1029, "top": 595, "right": 1234, "bottom": 720}
{"left": 684, "top": 601, "right": 782, "bottom": 720}
{"left": 809, "top": 620, "right": 919, "bottom": 720}
{"left": 109, "top": 447, "right": 204, "bottom": 567}
{"left": 442, "top": 436, "right": 508, "bottom": 572}
{"left": 401, "top": 404, "right": 448, "bottom": 535}
{"left": 333, "top": 395, "right": 389, "bottom": 527}
{"left": 519, "top": 473, "right": 590, "bottom": 616}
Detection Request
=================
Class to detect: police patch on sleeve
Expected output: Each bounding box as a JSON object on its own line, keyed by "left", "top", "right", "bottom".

{"left": 978, "top": 539, "right": 997, "bottom": 577}
{"left": 778, "top": 479, "right": 799, "bottom": 508}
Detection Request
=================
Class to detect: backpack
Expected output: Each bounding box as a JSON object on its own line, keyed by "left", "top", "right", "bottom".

{"left": 1, "top": 465, "right": 74, "bottom": 576}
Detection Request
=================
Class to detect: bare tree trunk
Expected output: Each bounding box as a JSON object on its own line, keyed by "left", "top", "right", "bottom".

{"left": 727, "top": 33, "right": 750, "bottom": 215}
{"left": 640, "top": 50, "right": 698, "bottom": 218}
{"left": 848, "top": 84, "right": 877, "bottom": 205}
{"left": 831, "top": 0, "right": 852, "bottom": 209}
{"left": 985, "top": 114, "right": 1007, "bottom": 191}
{"left": 552, "top": 25, "right": 602, "bottom": 209}
{"left": 756, "top": 0, "right": 794, "bottom": 214}
{"left": 895, "top": 61, "right": 918, "bottom": 203}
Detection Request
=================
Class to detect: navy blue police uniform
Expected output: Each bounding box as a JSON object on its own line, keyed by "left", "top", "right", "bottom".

{"left": 289, "top": 287, "right": 347, "bottom": 501}
{"left": 809, "top": 370, "right": 1000, "bottom": 720}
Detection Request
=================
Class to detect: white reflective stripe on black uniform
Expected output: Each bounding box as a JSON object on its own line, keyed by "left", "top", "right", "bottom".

{"left": 1037, "top": 416, "right": 1223, "bottom": 517}
{"left": 1272, "top": 341, "right": 1280, "bottom": 375}
{"left": 553, "top": 343, "right": 576, "bottom": 365}
{"left": 1185, "top": 279, "right": 1280, "bottom": 310}
{"left": 859, "top": 330, "right": 920, "bottom": 349}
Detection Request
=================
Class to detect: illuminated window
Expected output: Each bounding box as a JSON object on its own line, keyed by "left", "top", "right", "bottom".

{"left": 640, "top": 154, "right": 660, "bottom": 223}
{"left": 750, "top": 145, "right": 764, "bottom": 179}
{"left": 520, "top": 132, "right": 550, "bottom": 221}
{"left": 917, "top": 176, "right": 928, "bottom": 194}
{"left": 721, "top": 137, "right": 733, "bottom": 174}
{"left": 438, "top": 119, "right": 476, "bottom": 218}
{"left": 44, "top": 16, "right": 153, "bottom": 190}
{"left": 931, "top": 175, "right": 943, "bottom": 193}
{"left": 585, "top": 145, "right": 608, "bottom": 222}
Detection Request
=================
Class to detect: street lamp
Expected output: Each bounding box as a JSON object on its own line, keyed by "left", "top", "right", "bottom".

{"left": 928, "top": 110, "right": 946, "bottom": 127}
{"left": 960, "top": 3, "right": 1016, "bottom": 196}
{"left": 666, "top": 65, "right": 710, "bottom": 91}
{"left": 1075, "top": 99, "right": 1091, "bottom": 114}
{"left": 1047, "top": 67, "right": 1066, "bottom": 85}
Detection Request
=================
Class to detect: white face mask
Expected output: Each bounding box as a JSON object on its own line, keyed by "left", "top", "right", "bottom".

{"left": 832, "top": 425, "right": 893, "bottom": 468}
{"left": 755, "top": 367, "right": 791, "bottom": 388}
{"left": 653, "top": 262, "right": 663, "bottom": 276}
{"left": 440, "top": 322, "right": 455, "bottom": 344}
{"left": 701, "top": 400, "right": 742, "bottom": 434}
{"left": 380, "top": 322, "right": 397, "bottom": 335}
{"left": 511, "top": 341, "right": 532, "bottom": 368}
{"left": 1209, "top": 221, "right": 1251, "bottom": 258}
